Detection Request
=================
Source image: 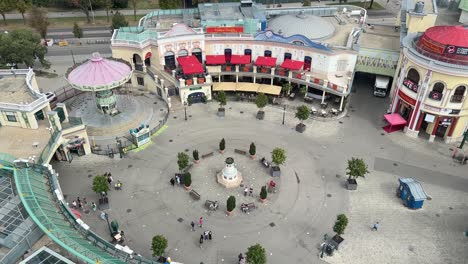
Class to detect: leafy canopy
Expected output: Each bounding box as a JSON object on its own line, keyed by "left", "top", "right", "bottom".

{"left": 92, "top": 175, "right": 109, "bottom": 194}
{"left": 346, "top": 158, "right": 369, "bottom": 179}
{"left": 177, "top": 152, "right": 189, "bottom": 172}
{"left": 255, "top": 93, "right": 268, "bottom": 109}
{"left": 333, "top": 214, "right": 348, "bottom": 235}
{"left": 271, "top": 148, "right": 286, "bottom": 166}
{"left": 73, "top": 22, "right": 83, "bottom": 38}
{"left": 111, "top": 11, "right": 129, "bottom": 32}
{"left": 151, "top": 235, "right": 168, "bottom": 256}
{"left": 295, "top": 105, "right": 310, "bottom": 123}
{"left": 217, "top": 91, "right": 227, "bottom": 107}
{"left": 28, "top": 6, "right": 49, "bottom": 39}
{"left": 246, "top": 244, "right": 267, "bottom": 264}
{"left": 0, "top": 0, "right": 16, "bottom": 26}
{"left": 0, "top": 29, "right": 50, "bottom": 68}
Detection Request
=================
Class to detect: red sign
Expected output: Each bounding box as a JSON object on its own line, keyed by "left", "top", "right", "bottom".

{"left": 419, "top": 36, "right": 445, "bottom": 54}
{"left": 206, "top": 27, "right": 244, "bottom": 34}
{"left": 398, "top": 89, "right": 416, "bottom": 106}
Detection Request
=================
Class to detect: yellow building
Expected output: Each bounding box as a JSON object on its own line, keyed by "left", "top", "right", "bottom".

{"left": 388, "top": 0, "right": 468, "bottom": 143}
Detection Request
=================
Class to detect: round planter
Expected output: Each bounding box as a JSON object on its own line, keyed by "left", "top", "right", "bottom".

{"left": 194, "top": 160, "right": 200, "bottom": 164}
{"left": 219, "top": 150, "right": 225, "bottom": 154}
{"left": 250, "top": 155, "right": 256, "bottom": 160}
{"left": 226, "top": 210, "right": 233, "bottom": 216}
{"left": 260, "top": 198, "right": 266, "bottom": 203}
{"left": 184, "top": 185, "right": 191, "bottom": 191}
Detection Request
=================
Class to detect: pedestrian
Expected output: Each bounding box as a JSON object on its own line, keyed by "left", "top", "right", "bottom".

{"left": 107, "top": 175, "right": 112, "bottom": 185}
{"left": 372, "top": 221, "right": 379, "bottom": 231}
{"left": 170, "top": 178, "right": 175, "bottom": 186}
{"left": 199, "top": 217, "right": 203, "bottom": 228}
{"left": 91, "top": 202, "right": 97, "bottom": 211}
{"left": 191, "top": 221, "right": 195, "bottom": 231}
{"left": 176, "top": 175, "right": 181, "bottom": 185}
{"left": 100, "top": 211, "right": 107, "bottom": 220}
{"left": 78, "top": 201, "right": 83, "bottom": 210}
{"left": 72, "top": 200, "right": 77, "bottom": 208}
{"left": 109, "top": 174, "right": 114, "bottom": 183}
{"left": 77, "top": 197, "right": 81, "bottom": 204}
{"left": 204, "top": 231, "right": 208, "bottom": 240}
{"left": 83, "top": 197, "right": 87, "bottom": 205}
{"left": 208, "top": 231, "right": 212, "bottom": 240}
{"left": 199, "top": 234, "right": 204, "bottom": 248}
{"left": 238, "top": 253, "right": 244, "bottom": 262}
{"left": 115, "top": 180, "right": 122, "bottom": 190}
{"left": 244, "top": 187, "right": 248, "bottom": 196}
{"left": 249, "top": 187, "right": 253, "bottom": 197}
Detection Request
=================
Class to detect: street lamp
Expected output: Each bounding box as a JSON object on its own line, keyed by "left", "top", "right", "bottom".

{"left": 282, "top": 105, "right": 286, "bottom": 125}
{"left": 184, "top": 102, "right": 188, "bottom": 121}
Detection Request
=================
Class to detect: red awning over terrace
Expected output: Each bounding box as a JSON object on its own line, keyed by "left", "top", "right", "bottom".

{"left": 205, "top": 55, "right": 226, "bottom": 65}
{"left": 384, "top": 113, "right": 407, "bottom": 126}
{"left": 177, "top": 55, "right": 204, "bottom": 75}
{"left": 280, "top": 59, "right": 304, "bottom": 70}
{"left": 254, "top": 56, "right": 277, "bottom": 67}
{"left": 230, "top": 55, "right": 251, "bottom": 65}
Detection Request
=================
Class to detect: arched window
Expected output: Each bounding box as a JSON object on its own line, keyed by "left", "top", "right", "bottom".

{"left": 429, "top": 82, "right": 444, "bottom": 101}
{"left": 403, "top": 68, "right": 420, "bottom": 93}
{"left": 451, "top": 86, "right": 466, "bottom": 103}
{"left": 178, "top": 49, "right": 188, "bottom": 57}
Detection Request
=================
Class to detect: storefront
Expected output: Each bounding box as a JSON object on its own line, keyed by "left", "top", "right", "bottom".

{"left": 396, "top": 89, "right": 416, "bottom": 121}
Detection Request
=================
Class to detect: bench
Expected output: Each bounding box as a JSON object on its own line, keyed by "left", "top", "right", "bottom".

{"left": 189, "top": 189, "right": 201, "bottom": 200}
{"left": 201, "top": 152, "right": 214, "bottom": 159}
{"left": 234, "top": 149, "right": 247, "bottom": 155}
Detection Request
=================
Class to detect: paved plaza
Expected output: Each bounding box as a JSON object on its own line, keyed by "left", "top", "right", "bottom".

{"left": 53, "top": 77, "right": 468, "bottom": 264}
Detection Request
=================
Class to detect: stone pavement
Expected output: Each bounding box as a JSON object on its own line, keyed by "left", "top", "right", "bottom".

{"left": 52, "top": 80, "right": 468, "bottom": 264}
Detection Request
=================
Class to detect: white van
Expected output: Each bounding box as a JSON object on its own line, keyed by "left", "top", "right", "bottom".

{"left": 374, "top": 75, "right": 390, "bottom": 97}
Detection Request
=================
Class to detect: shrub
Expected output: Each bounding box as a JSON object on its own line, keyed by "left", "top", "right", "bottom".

{"left": 249, "top": 142, "right": 256, "bottom": 156}
{"left": 219, "top": 138, "right": 226, "bottom": 151}
{"left": 260, "top": 186, "right": 267, "bottom": 200}
{"left": 151, "top": 235, "right": 168, "bottom": 256}
{"left": 271, "top": 148, "right": 286, "bottom": 166}
{"left": 246, "top": 244, "right": 267, "bottom": 264}
{"left": 113, "top": 0, "right": 129, "bottom": 8}
{"left": 92, "top": 175, "right": 109, "bottom": 194}
{"left": 346, "top": 158, "right": 369, "bottom": 180}
{"left": 177, "top": 152, "right": 189, "bottom": 172}
{"left": 227, "top": 195, "right": 236, "bottom": 212}
{"left": 184, "top": 172, "right": 191, "bottom": 187}
{"left": 295, "top": 105, "right": 310, "bottom": 124}
{"left": 193, "top": 149, "right": 199, "bottom": 161}
{"left": 333, "top": 214, "right": 348, "bottom": 235}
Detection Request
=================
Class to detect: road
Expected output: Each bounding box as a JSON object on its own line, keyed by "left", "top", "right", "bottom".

{"left": 4, "top": 9, "right": 158, "bottom": 20}
{"left": 47, "top": 44, "right": 111, "bottom": 56}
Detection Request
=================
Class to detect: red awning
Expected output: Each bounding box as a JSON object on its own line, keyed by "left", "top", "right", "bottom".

{"left": 71, "top": 208, "right": 81, "bottom": 219}
{"left": 145, "top": 52, "right": 152, "bottom": 59}
{"left": 384, "top": 113, "right": 407, "bottom": 126}
{"left": 205, "top": 55, "right": 226, "bottom": 65}
{"left": 230, "top": 55, "right": 251, "bottom": 65}
{"left": 280, "top": 59, "right": 304, "bottom": 71}
{"left": 177, "top": 55, "right": 204, "bottom": 75}
{"left": 255, "top": 56, "right": 277, "bottom": 67}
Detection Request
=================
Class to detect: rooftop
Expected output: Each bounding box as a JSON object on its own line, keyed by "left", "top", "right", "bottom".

{"left": 0, "top": 121, "right": 51, "bottom": 160}
{"left": 360, "top": 24, "right": 401, "bottom": 50}
{"left": 198, "top": 2, "right": 265, "bottom": 21}
{"left": 406, "top": 0, "right": 437, "bottom": 14}
{"left": 0, "top": 75, "right": 37, "bottom": 105}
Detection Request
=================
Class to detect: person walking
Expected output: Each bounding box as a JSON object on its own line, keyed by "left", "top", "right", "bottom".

{"left": 91, "top": 202, "right": 97, "bottom": 211}
{"left": 372, "top": 221, "right": 379, "bottom": 231}
{"left": 199, "top": 234, "right": 204, "bottom": 249}
{"left": 203, "top": 231, "right": 209, "bottom": 240}
{"left": 72, "top": 200, "right": 77, "bottom": 208}
{"left": 191, "top": 221, "right": 195, "bottom": 231}
{"left": 238, "top": 253, "right": 244, "bottom": 262}
{"left": 249, "top": 187, "right": 253, "bottom": 197}
{"left": 107, "top": 175, "right": 112, "bottom": 185}
{"left": 208, "top": 231, "right": 212, "bottom": 240}
{"left": 244, "top": 187, "right": 248, "bottom": 196}
{"left": 78, "top": 200, "right": 83, "bottom": 210}
{"left": 170, "top": 178, "right": 175, "bottom": 186}
{"left": 77, "top": 197, "right": 81, "bottom": 205}
{"left": 199, "top": 217, "right": 203, "bottom": 228}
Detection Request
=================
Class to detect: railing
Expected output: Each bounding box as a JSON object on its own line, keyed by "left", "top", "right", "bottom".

{"left": 450, "top": 94, "right": 464, "bottom": 103}
{"left": 428, "top": 91, "right": 442, "bottom": 101}
{"left": 37, "top": 131, "right": 61, "bottom": 165}
{"left": 135, "top": 64, "right": 144, "bottom": 72}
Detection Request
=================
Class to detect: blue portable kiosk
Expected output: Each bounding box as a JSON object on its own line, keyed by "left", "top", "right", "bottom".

{"left": 397, "top": 178, "right": 427, "bottom": 209}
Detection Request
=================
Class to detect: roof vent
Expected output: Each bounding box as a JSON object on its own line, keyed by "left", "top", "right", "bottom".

{"left": 414, "top": 1, "right": 424, "bottom": 13}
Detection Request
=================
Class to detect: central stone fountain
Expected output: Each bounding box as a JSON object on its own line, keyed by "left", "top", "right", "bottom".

{"left": 217, "top": 157, "right": 243, "bottom": 188}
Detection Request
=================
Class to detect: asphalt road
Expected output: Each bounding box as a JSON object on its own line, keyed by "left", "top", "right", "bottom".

{"left": 47, "top": 44, "right": 111, "bottom": 56}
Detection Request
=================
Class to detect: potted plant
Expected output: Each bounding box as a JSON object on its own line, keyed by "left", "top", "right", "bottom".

{"left": 259, "top": 186, "right": 267, "bottom": 202}
{"left": 249, "top": 142, "right": 256, "bottom": 159}
{"left": 295, "top": 105, "right": 310, "bottom": 133}
{"left": 345, "top": 158, "right": 369, "bottom": 190}
{"left": 255, "top": 93, "right": 268, "bottom": 120}
{"left": 331, "top": 214, "right": 347, "bottom": 250}
{"left": 246, "top": 244, "right": 267, "bottom": 264}
{"left": 193, "top": 149, "right": 200, "bottom": 164}
{"left": 281, "top": 83, "right": 292, "bottom": 96}
{"left": 219, "top": 138, "right": 226, "bottom": 154}
{"left": 217, "top": 91, "right": 227, "bottom": 117}
{"left": 184, "top": 172, "right": 192, "bottom": 190}
{"left": 271, "top": 147, "right": 286, "bottom": 177}
{"left": 177, "top": 152, "right": 189, "bottom": 173}
{"left": 151, "top": 235, "right": 168, "bottom": 258}
{"left": 226, "top": 195, "right": 236, "bottom": 215}
{"left": 93, "top": 175, "right": 110, "bottom": 205}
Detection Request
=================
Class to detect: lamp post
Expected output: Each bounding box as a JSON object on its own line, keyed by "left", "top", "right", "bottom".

{"left": 116, "top": 137, "right": 123, "bottom": 159}
{"left": 104, "top": 212, "right": 113, "bottom": 236}
{"left": 282, "top": 105, "right": 286, "bottom": 125}
{"left": 184, "top": 102, "right": 188, "bottom": 121}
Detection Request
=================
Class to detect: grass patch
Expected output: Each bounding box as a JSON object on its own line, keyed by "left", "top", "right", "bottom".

{"left": 327, "top": 1, "right": 384, "bottom": 10}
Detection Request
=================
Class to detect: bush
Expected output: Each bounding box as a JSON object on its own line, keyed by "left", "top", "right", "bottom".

{"left": 184, "top": 172, "right": 191, "bottom": 187}
{"left": 193, "top": 149, "right": 199, "bottom": 161}
{"left": 295, "top": 105, "right": 310, "bottom": 124}
{"left": 227, "top": 195, "right": 236, "bottom": 212}
{"left": 346, "top": 158, "right": 369, "bottom": 180}
{"left": 271, "top": 148, "right": 286, "bottom": 166}
{"left": 260, "top": 186, "right": 267, "bottom": 200}
{"left": 92, "top": 175, "right": 109, "bottom": 194}
{"left": 72, "top": 22, "right": 83, "bottom": 38}
{"left": 333, "top": 214, "right": 348, "bottom": 235}
{"left": 113, "top": 0, "right": 129, "bottom": 8}
{"left": 151, "top": 235, "right": 168, "bottom": 257}
{"left": 219, "top": 138, "right": 226, "bottom": 151}
{"left": 255, "top": 93, "right": 268, "bottom": 109}
{"left": 111, "top": 11, "right": 128, "bottom": 32}
{"left": 217, "top": 91, "right": 227, "bottom": 107}
{"left": 249, "top": 142, "right": 256, "bottom": 156}
{"left": 246, "top": 244, "right": 267, "bottom": 264}
{"left": 177, "top": 152, "right": 189, "bottom": 172}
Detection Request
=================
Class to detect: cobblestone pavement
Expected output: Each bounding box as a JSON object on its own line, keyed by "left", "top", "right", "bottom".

{"left": 53, "top": 78, "right": 468, "bottom": 264}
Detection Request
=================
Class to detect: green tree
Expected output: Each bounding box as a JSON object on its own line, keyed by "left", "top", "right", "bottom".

{"left": 249, "top": 142, "right": 256, "bottom": 156}
{"left": 0, "top": 29, "right": 50, "bottom": 68}
{"left": 159, "top": 0, "right": 181, "bottom": 9}
{"left": 216, "top": 91, "right": 227, "bottom": 107}
{"left": 177, "top": 152, "right": 189, "bottom": 172}
{"left": 111, "top": 11, "right": 129, "bottom": 32}
{"left": 184, "top": 172, "right": 191, "bottom": 187}
{"left": 92, "top": 175, "right": 109, "bottom": 194}
{"left": 303, "top": 0, "right": 311, "bottom": 6}
{"left": 246, "top": 244, "right": 267, "bottom": 264}
{"left": 295, "top": 105, "right": 310, "bottom": 125}
{"left": 0, "top": 0, "right": 15, "bottom": 26}
{"left": 28, "top": 6, "right": 49, "bottom": 39}
{"left": 16, "top": 0, "right": 31, "bottom": 24}
{"left": 73, "top": 22, "right": 83, "bottom": 38}
{"left": 68, "top": 0, "right": 98, "bottom": 24}
{"left": 260, "top": 186, "right": 267, "bottom": 200}
{"left": 151, "top": 235, "right": 168, "bottom": 257}
{"left": 255, "top": 93, "right": 268, "bottom": 110}
{"left": 281, "top": 83, "right": 292, "bottom": 95}
{"left": 346, "top": 158, "right": 369, "bottom": 180}
{"left": 227, "top": 195, "right": 236, "bottom": 212}
{"left": 271, "top": 147, "right": 286, "bottom": 166}
{"left": 219, "top": 138, "right": 226, "bottom": 151}
{"left": 333, "top": 214, "right": 348, "bottom": 235}
{"left": 99, "top": 0, "right": 112, "bottom": 22}
{"left": 299, "top": 85, "right": 307, "bottom": 95}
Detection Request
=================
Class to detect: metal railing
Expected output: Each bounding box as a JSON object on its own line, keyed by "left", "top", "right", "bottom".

{"left": 37, "top": 131, "right": 62, "bottom": 165}
{"left": 450, "top": 94, "right": 464, "bottom": 103}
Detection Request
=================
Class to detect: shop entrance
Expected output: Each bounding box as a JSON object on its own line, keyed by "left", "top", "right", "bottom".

{"left": 188, "top": 92, "right": 205, "bottom": 104}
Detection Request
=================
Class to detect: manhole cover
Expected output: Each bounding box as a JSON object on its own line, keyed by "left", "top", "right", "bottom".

{"left": 381, "top": 133, "right": 385, "bottom": 136}
{"left": 189, "top": 115, "right": 192, "bottom": 118}
{"left": 177, "top": 218, "right": 184, "bottom": 223}
{"left": 128, "top": 165, "right": 133, "bottom": 168}
{"left": 154, "top": 102, "right": 158, "bottom": 104}
{"left": 269, "top": 222, "right": 275, "bottom": 227}
{"left": 393, "top": 163, "right": 398, "bottom": 166}
{"left": 338, "top": 121, "right": 343, "bottom": 124}
{"left": 169, "top": 139, "right": 173, "bottom": 142}
{"left": 84, "top": 210, "right": 90, "bottom": 214}
{"left": 173, "top": 116, "right": 177, "bottom": 119}
{"left": 449, "top": 148, "right": 454, "bottom": 151}
{"left": 380, "top": 147, "right": 384, "bottom": 149}
{"left": 160, "top": 109, "right": 164, "bottom": 111}
{"left": 185, "top": 149, "right": 189, "bottom": 152}
{"left": 87, "top": 170, "right": 92, "bottom": 173}
{"left": 327, "top": 194, "right": 332, "bottom": 197}
{"left": 408, "top": 245, "right": 415, "bottom": 252}
{"left": 240, "top": 111, "right": 244, "bottom": 114}
{"left": 229, "top": 107, "right": 232, "bottom": 109}
{"left": 449, "top": 207, "right": 453, "bottom": 210}
{"left": 127, "top": 209, "right": 132, "bottom": 213}
{"left": 435, "top": 213, "right": 440, "bottom": 217}
{"left": 88, "top": 174, "right": 92, "bottom": 178}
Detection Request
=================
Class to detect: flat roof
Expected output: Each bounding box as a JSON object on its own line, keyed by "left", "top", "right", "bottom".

{"left": 406, "top": 0, "right": 436, "bottom": 14}
{"left": 0, "top": 121, "right": 51, "bottom": 160}
{"left": 199, "top": 3, "right": 245, "bottom": 21}
{"left": 360, "top": 25, "right": 401, "bottom": 50}
{"left": 0, "top": 75, "right": 37, "bottom": 105}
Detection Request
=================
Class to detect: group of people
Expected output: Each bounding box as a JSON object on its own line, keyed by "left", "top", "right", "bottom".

{"left": 105, "top": 172, "right": 123, "bottom": 190}
{"left": 243, "top": 187, "right": 254, "bottom": 197}
{"left": 189, "top": 217, "right": 214, "bottom": 249}
{"left": 170, "top": 175, "right": 182, "bottom": 186}
{"left": 238, "top": 253, "right": 246, "bottom": 264}
{"left": 71, "top": 197, "right": 97, "bottom": 212}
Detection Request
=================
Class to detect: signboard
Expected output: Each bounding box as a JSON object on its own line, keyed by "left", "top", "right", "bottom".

{"left": 444, "top": 45, "right": 468, "bottom": 56}
{"left": 206, "top": 27, "right": 244, "bottom": 34}
{"left": 419, "top": 37, "right": 445, "bottom": 54}
{"left": 403, "top": 78, "right": 419, "bottom": 93}
{"left": 440, "top": 117, "right": 452, "bottom": 126}
{"left": 424, "top": 114, "right": 435, "bottom": 123}
{"left": 398, "top": 89, "right": 416, "bottom": 106}
{"left": 189, "top": 87, "right": 202, "bottom": 91}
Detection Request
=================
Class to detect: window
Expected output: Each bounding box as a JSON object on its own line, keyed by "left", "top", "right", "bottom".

{"left": 429, "top": 82, "right": 444, "bottom": 101}
{"left": 451, "top": 86, "right": 466, "bottom": 103}
{"left": 403, "top": 68, "right": 420, "bottom": 93}
{"left": 264, "top": 50, "right": 272, "bottom": 57}
{"left": 5, "top": 112, "right": 17, "bottom": 122}
{"left": 137, "top": 77, "right": 144, "bottom": 86}
{"left": 337, "top": 60, "right": 347, "bottom": 71}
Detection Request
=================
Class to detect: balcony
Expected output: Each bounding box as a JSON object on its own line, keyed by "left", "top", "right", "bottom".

{"left": 428, "top": 91, "right": 443, "bottom": 101}
{"left": 403, "top": 78, "right": 418, "bottom": 93}
{"left": 450, "top": 94, "right": 464, "bottom": 103}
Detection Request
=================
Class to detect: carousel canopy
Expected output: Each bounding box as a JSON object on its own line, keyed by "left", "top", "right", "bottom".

{"left": 66, "top": 52, "right": 132, "bottom": 91}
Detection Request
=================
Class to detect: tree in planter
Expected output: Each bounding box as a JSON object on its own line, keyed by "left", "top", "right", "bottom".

{"left": 249, "top": 142, "right": 256, "bottom": 159}
{"left": 246, "top": 243, "right": 267, "bottom": 264}
{"left": 184, "top": 172, "right": 192, "bottom": 189}
{"left": 259, "top": 186, "right": 267, "bottom": 202}
{"left": 92, "top": 175, "right": 109, "bottom": 194}
{"left": 333, "top": 214, "right": 348, "bottom": 235}
{"left": 219, "top": 138, "right": 226, "bottom": 153}
{"left": 151, "top": 235, "right": 168, "bottom": 257}
{"left": 281, "top": 83, "right": 292, "bottom": 96}
{"left": 346, "top": 158, "right": 369, "bottom": 181}
{"left": 73, "top": 22, "right": 83, "bottom": 39}
{"left": 177, "top": 152, "right": 189, "bottom": 172}
{"left": 255, "top": 93, "right": 268, "bottom": 119}
{"left": 271, "top": 147, "right": 286, "bottom": 177}
{"left": 217, "top": 91, "right": 227, "bottom": 116}
{"left": 226, "top": 195, "right": 236, "bottom": 214}
{"left": 295, "top": 105, "right": 310, "bottom": 132}
{"left": 193, "top": 149, "right": 200, "bottom": 164}
{"left": 299, "top": 85, "right": 307, "bottom": 96}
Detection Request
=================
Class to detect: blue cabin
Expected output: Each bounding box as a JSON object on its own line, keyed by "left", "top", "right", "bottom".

{"left": 397, "top": 178, "right": 427, "bottom": 209}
